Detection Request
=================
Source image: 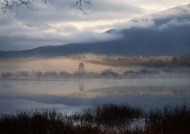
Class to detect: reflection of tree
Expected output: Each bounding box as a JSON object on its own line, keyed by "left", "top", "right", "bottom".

{"left": 1, "top": 82, "right": 12, "bottom": 89}
{"left": 78, "top": 80, "right": 85, "bottom": 92}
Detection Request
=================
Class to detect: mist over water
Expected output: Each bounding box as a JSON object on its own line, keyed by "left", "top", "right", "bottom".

{"left": 0, "top": 57, "right": 190, "bottom": 113}
{"left": 0, "top": 78, "right": 190, "bottom": 113}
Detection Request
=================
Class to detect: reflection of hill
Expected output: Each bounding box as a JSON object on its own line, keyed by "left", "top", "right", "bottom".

{"left": 1, "top": 85, "right": 190, "bottom": 113}
{"left": 0, "top": 78, "right": 190, "bottom": 113}
{"left": 85, "top": 86, "right": 190, "bottom": 96}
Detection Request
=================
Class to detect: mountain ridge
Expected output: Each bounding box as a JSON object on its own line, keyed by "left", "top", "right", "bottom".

{"left": 0, "top": 4, "right": 190, "bottom": 58}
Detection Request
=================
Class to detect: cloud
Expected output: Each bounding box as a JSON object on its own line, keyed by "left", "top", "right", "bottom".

{"left": 157, "top": 19, "right": 190, "bottom": 30}
{"left": 110, "top": 3, "right": 190, "bottom": 30}
{"left": 0, "top": 0, "right": 141, "bottom": 51}
{"left": 0, "top": 14, "right": 122, "bottom": 50}
{"left": 112, "top": 18, "right": 155, "bottom": 30}
{"left": 14, "top": 0, "right": 144, "bottom": 23}
{"left": 0, "top": 0, "right": 190, "bottom": 50}
{"left": 149, "top": 3, "right": 190, "bottom": 20}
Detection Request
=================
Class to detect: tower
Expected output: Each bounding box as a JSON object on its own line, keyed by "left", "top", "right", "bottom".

{"left": 78, "top": 62, "right": 85, "bottom": 72}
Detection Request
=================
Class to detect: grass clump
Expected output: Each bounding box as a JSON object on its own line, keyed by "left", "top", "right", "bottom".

{"left": 0, "top": 104, "right": 190, "bottom": 134}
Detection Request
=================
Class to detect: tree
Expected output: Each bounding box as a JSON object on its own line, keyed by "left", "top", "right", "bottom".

{"left": 71, "top": 0, "right": 93, "bottom": 14}
{"left": 16, "top": 71, "right": 30, "bottom": 76}
{"left": 101, "top": 69, "right": 118, "bottom": 77}
{"left": 44, "top": 71, "right": 57, "bottom": 76}
{"left": 1, "top": 72, "right": 12, "bottom": 79}
{"left": 33, "top": 71, "right": 43, "bottom": 80}
{"left": 59, "top": 71, "right": 70, "bottom": 76}
{"left": 0, "top": 0, "right": 93, "bottom": 14}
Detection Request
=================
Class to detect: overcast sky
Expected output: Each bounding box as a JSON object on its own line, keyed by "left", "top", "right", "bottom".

{"left": 0, "top": 0, "right": 190, "bottom": 51}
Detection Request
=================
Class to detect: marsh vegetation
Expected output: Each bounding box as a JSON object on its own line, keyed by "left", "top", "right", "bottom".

{"left": 0, "top": 104, "right": 190, "bottom": 134}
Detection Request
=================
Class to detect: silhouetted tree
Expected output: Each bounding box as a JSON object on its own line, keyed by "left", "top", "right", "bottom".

{"left": 44, "top": 71, "right": 57, "bottom": 78}
{"left": 171, "top": 56, "right": 178, "bottom": 65}
{"left": 16, "top": 71, "right": 30, "bottom": 76}
{"left": 101, "top": 69, "right": 118, "bottom": 77}
{"left": 71, "top": 0, "right": 93, "bottom": 14}
{"left": 1, "top": 72, "right": 12, "bottom": 79}
{"left": 123, "top": 70, "right": 135, "bottom": 77}
{"left": 33, "top": 71, "right": 43, "bottom": 80}
{"left": 59, "top": 71, "right": 70, "bottom": 76}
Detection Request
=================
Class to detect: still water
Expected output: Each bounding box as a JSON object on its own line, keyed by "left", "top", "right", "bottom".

{"left": 0, "top": 78, "right": 190, "bottom": 113}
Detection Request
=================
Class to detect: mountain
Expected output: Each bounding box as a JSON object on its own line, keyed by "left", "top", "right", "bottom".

{"left": 0, "top": 4, "right": 190, "bottom": 58}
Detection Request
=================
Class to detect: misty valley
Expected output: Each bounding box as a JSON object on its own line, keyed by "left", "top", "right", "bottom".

{"left": 1, "top": 1, "right": 190, "bottom": 133}
{"left": 0, "top": 56, "right": 190, "bottom": 114}
{"left": 0, "top": 55, "right": 190, "bottom": 133}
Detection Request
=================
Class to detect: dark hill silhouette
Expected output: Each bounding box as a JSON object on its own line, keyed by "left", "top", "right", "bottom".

{"left": 0, "top": 4, "right": 190, "bottom": 58}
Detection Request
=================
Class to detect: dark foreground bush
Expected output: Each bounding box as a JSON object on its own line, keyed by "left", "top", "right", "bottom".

{"left": 0, "top": 104, "right": 190, "bottom": 134}
{"left": 145, "top": 104, "right": 190, "bottom": 134}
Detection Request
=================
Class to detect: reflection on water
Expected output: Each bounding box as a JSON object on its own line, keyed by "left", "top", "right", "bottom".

{"left": 1, "top": 82, "right": 12, "bottom": 89}
{"left": 0, "top": 78, "right": 190, "bottom": 113}
{"left": 78, "top": 79, "right": 85, "bottom": 92}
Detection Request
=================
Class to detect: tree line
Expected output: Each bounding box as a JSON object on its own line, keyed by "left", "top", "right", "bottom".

{"left": 1, "top": 67, "right": 190, "bottom": 80}
{"left": 71, "top": 55, "right": 190, "bottom": 67}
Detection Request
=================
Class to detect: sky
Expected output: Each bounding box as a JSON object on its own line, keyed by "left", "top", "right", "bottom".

{"left": 0, "top": 0, "right": 190, "bottom": 51}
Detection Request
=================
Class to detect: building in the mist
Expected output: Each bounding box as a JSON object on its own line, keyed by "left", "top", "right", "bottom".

{"left": 78, "top": 62, "right": 85, "bottom": 72}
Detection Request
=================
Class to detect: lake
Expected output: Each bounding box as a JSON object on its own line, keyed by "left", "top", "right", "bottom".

{"left": 0, "top": 78, "right": 190, "bottom": 114}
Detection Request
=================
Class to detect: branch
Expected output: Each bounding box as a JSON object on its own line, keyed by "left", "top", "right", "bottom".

{"left": 71, "top": 0, "right": 93, "bottom": 14}
{"left": 0, "top": 0, "right": 40, "bottom": 14}
{"left": 0, "top": 0, "right": 93, "bottom": 14}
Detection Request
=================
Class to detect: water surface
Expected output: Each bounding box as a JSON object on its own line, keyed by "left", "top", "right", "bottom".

{"left": 0, "top": 78, "right": 190, "bottom": 113}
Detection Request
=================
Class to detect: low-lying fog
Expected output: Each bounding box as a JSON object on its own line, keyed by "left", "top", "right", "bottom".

{"left": 0, "top": 57, "right": 190, "bottom": 114}
{"left": 0, "top": 57, "right": 134, "bottom": 73}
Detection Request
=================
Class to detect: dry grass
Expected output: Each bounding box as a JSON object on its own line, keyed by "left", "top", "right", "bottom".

{"left": 0, "top": 104, "right": 190, "bottom": 134}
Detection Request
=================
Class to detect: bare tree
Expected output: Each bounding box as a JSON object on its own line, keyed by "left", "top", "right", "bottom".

{"left": 1, "top": 72, "right": 12, "bottom": 79}
{"left": 0, "top": 0, "right": 39, "bottom": 13}
{"left": 32, "top": 71, "right": 43, "bottom": 80}
{"left": 0, "top": 0, "right": 93, "bottom": 14}
{"left": 71, "top": 0, "right": 93, "bottom": 14}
